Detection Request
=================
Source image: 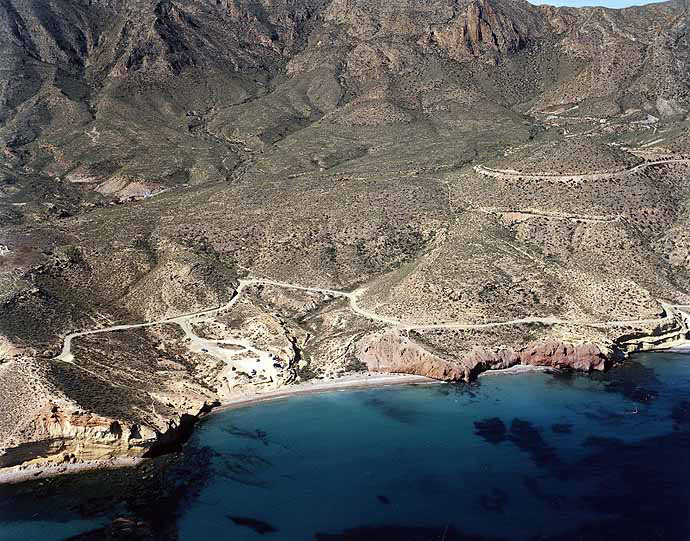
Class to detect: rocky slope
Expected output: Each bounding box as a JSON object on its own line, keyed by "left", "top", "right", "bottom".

{"left": 1, "top": 0, "right": 690, "bottom": 472}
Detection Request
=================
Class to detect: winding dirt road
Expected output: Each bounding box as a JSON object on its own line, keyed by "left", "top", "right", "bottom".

{"left": 474, "top": 157, "right": 690, "bottom": 182}
{"left": 56, "top": 277, "right": 689, "bottom": 365}
{"left": 53, "top": 152, "right": 690, "bottom": 367}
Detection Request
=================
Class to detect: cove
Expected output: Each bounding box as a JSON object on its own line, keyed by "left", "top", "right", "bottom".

{"left": 1, "top": 351, "right": 690, "bottom": 540}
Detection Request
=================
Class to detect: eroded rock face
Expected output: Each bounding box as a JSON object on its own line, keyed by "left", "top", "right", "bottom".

{"left": 0, "top": 356, "right": 217, "bottom": 470}
{"left": 359, "top": 331, "right": 611, "bottom": 382}
{"left": 460, "top": 346, "right": 521, "bottom": 379}
{"left": 0, "top": 402, "right": 157, "bottom": 468}
{"left": 0, "top": 399, "right": 220, "bottom": 469}
{"left": 461, "top": 341, "right": 610, "bottom": 377}
{"left": 359, "top": 330, "right": 468, "bottom": 381}
{"left": 519, "top": 339, "right": 610, "bottom": 371}
{"left": 430, "top": 0, "right": 537, "bottom": 62}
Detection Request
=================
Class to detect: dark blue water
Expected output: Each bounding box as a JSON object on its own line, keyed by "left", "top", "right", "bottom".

{"left": 2, "top": 352, "right": 690, "bottom": 540}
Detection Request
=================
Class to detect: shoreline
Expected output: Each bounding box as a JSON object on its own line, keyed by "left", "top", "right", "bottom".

{"left": 479, "top": 364, "right": 554, "bottom": 377}
{"left": 212, "top": 372, "right": 438, "bottom": 414}
{"left": 665, "top": 343, "right": 690, "bottom": 353}
{"left": 2, "top": 343, "right": 687, "bottom": 486}
{"left": 0, "top": 373, "right": 436, "bottom": 486}
{"left": 0, "top": 456, "right": 144, "bottom": 486}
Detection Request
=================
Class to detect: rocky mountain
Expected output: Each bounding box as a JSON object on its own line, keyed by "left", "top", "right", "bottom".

{"left": 1, "top": 0, "right": 690, "bottom": 472}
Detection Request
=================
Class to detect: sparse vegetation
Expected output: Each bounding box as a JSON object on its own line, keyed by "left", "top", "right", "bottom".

{"left": 0, "top": 0, "right": 689, "bottom": 469}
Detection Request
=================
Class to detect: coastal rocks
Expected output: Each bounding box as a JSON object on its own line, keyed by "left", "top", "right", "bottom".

{"left": 359, "top": 331, "right": 612, "bottom": 382}
{"left": 358, "top": 330, "right": 467, "bottom": 381}
{"left": 0, "top": 401, "right": 156, "bottom": 469}
{"left": 462, "top": 340, "right": 612, "bottom": 376}
{"left": 614, "top": 314, "right": 689, "bottom": 354}
{"left": 36, "top": 405, "right": 149, "bottom": 444}
{"left": 460, "top": 346, "right": 521, "bottom": 380}
{"left": 143, "top": 401, "right": 218, "bottom": 458}
{"left": 0, "top": 396, "right": 216, "bottom": 470}
{"left": 519, "top": 340, "right": 610, "bottom": 371}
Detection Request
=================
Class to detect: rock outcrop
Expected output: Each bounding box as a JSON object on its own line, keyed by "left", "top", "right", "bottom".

{"left": 518, "top": 340, "right": 610, "bottom": 371}
{"left": 359, "top": 330, "right": 468, "bottom": 381}
{"left": 0, "top": 401, "right": 217, "bottom": 469}
{"left": 359, "top": 331, "right": 612, "bottom": 382}
{"left": 429, "top": 0, "right": 540, "bottom": 62}
{"left": 0, "top": 401, "right": 149, "bottom": 469}
{"left": 456, "top": 345, "right": 521, "bottom": 380}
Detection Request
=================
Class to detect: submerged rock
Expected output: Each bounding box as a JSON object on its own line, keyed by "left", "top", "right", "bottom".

{"left": 227, "top": 516, "right": 276, "bottom": 534}
{"left": 474, "top": 418, "right": 507, "bottom": 444}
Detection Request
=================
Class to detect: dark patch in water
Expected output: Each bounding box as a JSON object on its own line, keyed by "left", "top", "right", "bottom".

{"left": 474, "top": 418, "right": 507, "bottom": 444}
{"left": 314, "top": 524, "right": 505, "bottom": 540}
{"left": 671, "top": 401, "right": 690, "bottom": 426}
{"left": 66, "top": 517, "right": 155, "bottom": 540}
{"left": 522, "top": 476, "right": 565, "bottom": 510}
{"left": 582, "top": 408, "right": 628, "bottom": 425}
{"left": 364, "top": 397, "right": 418, "bottom": 424}
{"left": 222, "top": 425, "right": 270, "bottom": 445}
{"left": 508, "top": 419, "right": 560, "bottom": 468}
{"left": 548, "top": 370, "right": 577, "bottom": 385}
{"left": 377, "top": 494, "right": 391, "bottom": 504}
{"left": 604, "top": 384, "right": 658, "bottom": 404}
{"left": 593, "top": 361, "right": 661, "bottom": 404}
{"left": 582, "top": 435, "right": 623, "bottom": 448}
{"left": 434, "top": 382, "right": 481, "bottom": 401}
{"left": 595, "top": 360, "right": 658, "bottom": 383}
{"left": 228, "top": 516, "right": 276, "bottom": 534}
{"left": 551, "top": 423, "right": 572, "bottom": 434}
{"left": 217, "top": 453, "right": 273, "bottom": 488}
{"left": 4, "top": 446, "right": 216, "bottom": 540}
{"left": 479, "top": 488, "right": 509, "bottom": 513}
{"left": 539, "top": 430, "right": 690, "bottom": 540}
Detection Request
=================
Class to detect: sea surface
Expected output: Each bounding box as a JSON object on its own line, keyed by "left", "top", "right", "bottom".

{"left": 2, "top": 351, "right": 690, "bottom": 540}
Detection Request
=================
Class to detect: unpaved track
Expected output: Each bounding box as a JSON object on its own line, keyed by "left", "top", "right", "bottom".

{"left": 56, "top": 277, "right": 689, "bottom": 363}
{"left": 474, "top": 158, "right": 690, "bottom": 182}
{"left": 56, "top": 284, "right": 246, "bottom": 363}
{"left": 472, "top": 207, "right": 620, "bottom": 223}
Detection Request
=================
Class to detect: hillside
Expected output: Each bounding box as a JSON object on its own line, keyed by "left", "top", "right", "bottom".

{"left": 492, "top": 138, "right": 644, "bottom": 174}
{"left": 1, "top": 0, "right": 690, "bottom": 471}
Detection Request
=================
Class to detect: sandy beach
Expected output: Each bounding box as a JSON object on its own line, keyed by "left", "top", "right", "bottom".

{"left": 214, "top": 366, "right": 555, "bottom": 416}
{"left": 479, "top": 364, "right": 554, "bottom": 377}
{"left": 214, "top": 372, "right": 438, "bottom": 413}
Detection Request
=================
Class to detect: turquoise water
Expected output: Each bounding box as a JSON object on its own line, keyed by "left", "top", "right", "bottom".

{"left": 2, "top": 352, "right": 690, "bottom": 540}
